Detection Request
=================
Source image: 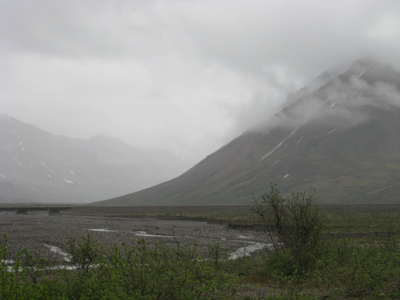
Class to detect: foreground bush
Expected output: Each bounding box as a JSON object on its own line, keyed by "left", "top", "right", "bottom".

{"left": 249, "top": 184, "right": 400, "bottom": 299}
{"left": 251, "top": 183, "right": 325, "bottom": 277}
{"left": 1, "top": 234, "right": 51, "bottom": 300}
{"left": 1, "top": 234, "right": 236, "bottom": 299}
{"left": 313, "top": 235, "right": 400, "bottom": 299}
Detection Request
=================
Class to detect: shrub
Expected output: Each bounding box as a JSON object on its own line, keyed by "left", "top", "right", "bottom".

{"left": 65, "top": 232, "right": 103, "bottom": 275}
{"left": 1, "top": 233, "right": 237, "bottom": 299}
{"left": 20, "top": 248, "right": 51, "bottom": 284}
{"left": 99, "top": 239, "right": 235, "bottom": 299}
{"left": 251, "top": 183, "right": 325, "bottom": 276}
{"left": 315, "top": 237, "right": 400, "bottom": 299}
{"left": 207, "top": 242, "right": 229, "bottom": 270}
{"left": 0, "top": 234, "right": 50, "bottom": 300}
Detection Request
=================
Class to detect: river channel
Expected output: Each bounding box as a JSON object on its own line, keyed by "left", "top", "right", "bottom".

{"left": 0, "top": 212, "right": 270, "bottom": 262}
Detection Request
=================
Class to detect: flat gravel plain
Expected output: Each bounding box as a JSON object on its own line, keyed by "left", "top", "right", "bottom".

{"left": 0, "top": 212, "right": 268, "bottom": 261}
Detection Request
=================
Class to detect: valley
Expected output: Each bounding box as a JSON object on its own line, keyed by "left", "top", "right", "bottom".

{"left": 3, "top": 203, "right": 400, "bottom": 262}
{"left": 0, "top": 208, "right": 268, "bottom": 263}
{"left": 2, "top": 204, "right": 400, "bottom": 299}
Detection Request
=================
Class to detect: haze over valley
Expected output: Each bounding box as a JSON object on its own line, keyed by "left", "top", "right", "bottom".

{"left": 1, "top": 1, "right": 400, "bottom": 205}
{"left": 0, "top": 115, "right": 190, "bottom": 203}
{"left": 2, "top": 58, "right": 400, "bottom": 205}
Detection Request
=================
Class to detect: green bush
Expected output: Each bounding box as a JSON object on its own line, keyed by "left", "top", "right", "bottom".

{"left": 251, "top": 183, "right": 325, "bottom": 276}
{"left": 207, "top": 241, "right": 229, "bottom": 271}
{"left": 0, "top": 234, "right": 51, "bottom": 300}
{"left": 65, "top": 232, "right": 103, "bottom": 275}
{"left": 315, "top": 236, "right": 400, "bottom": 299}
{"left": 96, "top": 239, "right": 235, "bottom": 299}
{"left": 20, "top": 248, "right": 51, "bottom": 284}
{"left": 0, "top": 233, "right": 236, "bottom": 299}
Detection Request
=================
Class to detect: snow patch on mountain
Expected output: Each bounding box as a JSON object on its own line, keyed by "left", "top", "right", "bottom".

{"left": 41, "top": 162, "right": 55, "bottom": 174}
{"left": 328, "top": 128, "right": 337, "bottom": 135}
{"left": 19, "top": 142, "right": 25, "bottom": 152}
{"left": 358, "top": 67, "right": 367, "bottom": 78}
{"left": 261, "top": 129, "right": 298, "bottom": 161}
{"left": 296, "top": 136, "right": 304, "bottom": 145}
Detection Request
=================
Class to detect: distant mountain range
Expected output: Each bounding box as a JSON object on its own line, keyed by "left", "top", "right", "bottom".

{"left": 0, "top": 115, "right": 190, "bottom": 203}
{"left": 95, "top": 58, "right": 400, "bottom": 205}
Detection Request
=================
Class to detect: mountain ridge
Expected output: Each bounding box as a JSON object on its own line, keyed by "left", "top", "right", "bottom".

{"left": 0, "top": 115, "right": 189, "bottom": 203}
{"left": 94, "top": 59, "right": 400, "bottom": 206}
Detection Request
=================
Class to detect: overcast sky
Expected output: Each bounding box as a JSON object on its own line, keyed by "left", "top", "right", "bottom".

{"left": 1, "top": 0, "right": 400, "bottom": 165}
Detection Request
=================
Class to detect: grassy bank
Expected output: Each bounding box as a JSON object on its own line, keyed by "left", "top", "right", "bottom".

{"left": 64, "top": 204, "right": 400, "bottom": 232}
{"left": 3, "top": 202, "right": 400, "bottom": 299}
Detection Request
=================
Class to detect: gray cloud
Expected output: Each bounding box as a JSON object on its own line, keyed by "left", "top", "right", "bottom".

{"left": 255, "top": 63, "right": 400, "bottom": 133}
{"left": 1, "top": 0, "right": 400, "bottom": 165}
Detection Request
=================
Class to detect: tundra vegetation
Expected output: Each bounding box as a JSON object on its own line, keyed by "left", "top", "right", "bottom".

{"left": 2, "top": 183, "right": 400, "bottom": 299}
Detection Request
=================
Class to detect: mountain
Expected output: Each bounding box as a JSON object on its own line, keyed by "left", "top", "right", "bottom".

{"left": 94, "top": 59, "right": 400, "bottom": 206}
{"left": 0, "top": 116, "right": 189, "bottom": 203}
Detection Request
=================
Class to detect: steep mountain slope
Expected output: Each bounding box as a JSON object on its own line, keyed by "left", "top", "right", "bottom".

{"left": 0, "top": 116, "right": 189, "bottom": 203}
{"left": 95, "top": 59, "right": 400, "bottom": 205}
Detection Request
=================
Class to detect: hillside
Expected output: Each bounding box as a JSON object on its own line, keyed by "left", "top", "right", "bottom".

{"left": 0, "top": 116, "right": 189, "bottom": 203}
{"left": 95, "top": 59, "right": 400, "bottom": 205}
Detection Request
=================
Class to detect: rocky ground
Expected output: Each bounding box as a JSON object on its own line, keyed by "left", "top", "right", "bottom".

{"left": 0, "top": 211, "right": 268, "bottom": 262}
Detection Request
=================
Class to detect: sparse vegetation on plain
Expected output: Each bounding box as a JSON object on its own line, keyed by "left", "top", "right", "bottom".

{"left": 247, "top": 184, "right": 400, "bottom": 299}
{"left": 2, "top": 185, "right": 400, "bottom": 299}
{"left": 1, "top": 233, "right": 237, "bottom": 299}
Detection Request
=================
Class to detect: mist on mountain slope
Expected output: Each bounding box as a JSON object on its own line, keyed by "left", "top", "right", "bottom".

{"left": 2, "top": 1, "right": 400, "bottom": 165}
{"left": 251, "top": 59, "right": 400, "bottom": 134}
{"left": 93, "top": 58, "right": 400, "bottom": 206}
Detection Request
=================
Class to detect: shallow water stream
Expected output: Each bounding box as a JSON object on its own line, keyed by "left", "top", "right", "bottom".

{"left": 1, "top": 214, "right": 269, "bottom": 262}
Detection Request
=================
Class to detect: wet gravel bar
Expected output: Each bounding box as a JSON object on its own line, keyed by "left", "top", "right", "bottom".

{"left": 0, "top": 211, "right": 268, "bottom": 261}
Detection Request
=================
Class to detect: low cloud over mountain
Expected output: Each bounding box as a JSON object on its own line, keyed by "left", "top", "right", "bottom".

{"left": 95, "top": 59, "right": 400, "bottom": 205}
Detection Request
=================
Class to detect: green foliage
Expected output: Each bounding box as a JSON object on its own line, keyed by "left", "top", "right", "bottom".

{"left": 0, "top": 234, "right": 51, "bottom": 300}
{"left": 20, "top": 248, "right": 51, "bottom": 284}
{"left": 4, "top": 200, "right": 400, "bottom": 299}
{"left": 314, "top": 234, "right": 400, "bottom": 299}
{"left": 1, "top": 233, "right": 17, "bottom": 299}
{"left": 207, "top": 241, "right": 229, "bottom": 271}
{"left": 323, "top": 206, "right": 400, "bottom": 233}
{"left": 99, "top": 239, "right": 235, "bottom": 299}
{"left": 251, "top": 183, "right": 325, "bottom": 276}
{"left": 264, "top": 292, "right": 319, "bottom": 300}
{"left": 249, "top": 184, "right": 400, "bottom": 298}
{"left": 65, "top": 232, "right": 102, "bottom": 275}
{"left": 0, "top": 233, "right": 236, "bottom": 299}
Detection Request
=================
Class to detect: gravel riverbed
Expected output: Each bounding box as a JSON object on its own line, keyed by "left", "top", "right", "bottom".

{"left": 0, "top": 212, "right": 269, "bottom": 261}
